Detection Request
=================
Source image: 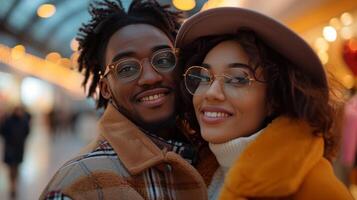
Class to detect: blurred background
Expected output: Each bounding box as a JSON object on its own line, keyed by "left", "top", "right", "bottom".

{"left": 0, "top": 0, "right": 356, "bottom": 199}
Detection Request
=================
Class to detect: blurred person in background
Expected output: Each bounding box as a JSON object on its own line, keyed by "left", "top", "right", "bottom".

{"left": 41, "top": 0, "right": 216, "bottom": 199}
{"left": 46, "top": 108, "right": 73, "bottom": 137}
{"left": 0, "top": 105, "right": 31, "bottom": 199}
{"left": 176, "top": 7, "right": 353, "bottom": 199}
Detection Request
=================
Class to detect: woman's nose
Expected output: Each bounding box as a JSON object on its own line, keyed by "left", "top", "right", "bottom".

{"left": 204, "top": 79, "right": 226, "bottom": 101}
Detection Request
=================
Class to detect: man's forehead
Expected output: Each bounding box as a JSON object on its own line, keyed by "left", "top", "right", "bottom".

{"left": 105, "top": 24, "right": 173, "bottom": 63}
{"left": 109, "top": 24, "right": 172, "bottom": 47}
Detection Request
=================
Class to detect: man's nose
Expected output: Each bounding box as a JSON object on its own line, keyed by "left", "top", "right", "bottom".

{"left": 137, "top": 59, "right": 163, "bottom": 86}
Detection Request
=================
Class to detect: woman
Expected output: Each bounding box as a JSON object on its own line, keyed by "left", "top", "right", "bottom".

{"left": 175, "top": 7, "right": 353, "bottom": 199}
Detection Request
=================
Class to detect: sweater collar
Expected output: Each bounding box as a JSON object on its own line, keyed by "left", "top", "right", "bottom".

{"left": 223, "top": 116, "right": 324, "bottom": 197}
{"left": 209, "top": 129, "right": 263, "bottom": 169}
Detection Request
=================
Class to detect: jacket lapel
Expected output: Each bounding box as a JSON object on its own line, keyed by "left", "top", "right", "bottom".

{"left": 98, "top": 104, "right": 165, "bottom": 175}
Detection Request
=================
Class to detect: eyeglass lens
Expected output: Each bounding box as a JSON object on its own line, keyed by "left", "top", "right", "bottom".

{"left": 184, "top": 66, "right": 252, "bottom": 97}
{"left": 112, "top": 49, "right": 176, "bottom": 82}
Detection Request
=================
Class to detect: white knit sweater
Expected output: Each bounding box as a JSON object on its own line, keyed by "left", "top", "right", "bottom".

{"left": 207, "top": 130, "right": 263, "bottom": 200}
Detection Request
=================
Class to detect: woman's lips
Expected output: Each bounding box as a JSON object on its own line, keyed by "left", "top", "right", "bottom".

{"left": 200, "top": 106, "right": 233, "bottom": 125}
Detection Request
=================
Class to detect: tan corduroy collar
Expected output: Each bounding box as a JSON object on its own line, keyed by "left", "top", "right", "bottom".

{"left": 98, "top": 103, "right": 166, "bottom": 175}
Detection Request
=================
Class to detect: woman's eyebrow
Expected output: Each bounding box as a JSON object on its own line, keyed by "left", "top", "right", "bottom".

{"left": 201, "top": 63, "right": 211, "bottom": 69}
{"left": 228, "top": 63, "right": 250, "bottom": 68}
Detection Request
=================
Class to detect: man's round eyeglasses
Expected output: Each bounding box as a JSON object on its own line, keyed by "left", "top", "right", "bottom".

{"left": 102, "top": 49, "right": 177, "bottom": 83}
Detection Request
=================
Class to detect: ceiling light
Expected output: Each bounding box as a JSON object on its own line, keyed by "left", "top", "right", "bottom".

{"left": 37, "top": 4, "right": 56, "bottom": 18}
{"left": 45, "top": 52, "right": 61, "bottom": 63}
{"left": 172, "top": 0, "right": 196, "bottom": 11}
{"left": 11, "top": 45, "right": 26, "bottom": 60}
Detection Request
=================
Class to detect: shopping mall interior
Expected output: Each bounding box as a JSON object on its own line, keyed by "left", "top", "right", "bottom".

{"left": 0, "top": 0, "right": 357, "bottom": 199}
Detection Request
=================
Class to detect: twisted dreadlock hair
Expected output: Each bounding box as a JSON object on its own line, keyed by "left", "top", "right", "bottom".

{"left": 77, "top": 0, "right": 182, "bottom": 109}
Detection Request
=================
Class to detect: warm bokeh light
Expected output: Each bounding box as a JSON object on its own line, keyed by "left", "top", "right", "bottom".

{"left": 0, "top": 71, "right": 20, "bottom": 105}
{"left": 0, "top": 44, "right": 84, "bottom": 97}
{"left": 71, "top": 51, "right": 80, "bottom": 67}
{"left": 340, "top": 12, "right": 353, "bottom": 26}
{"left": 317, "top": 50, "right": 329, "bottom": 64}
{"left": 329, "top": 18, "right": 342, "bottom": 30}
{"left": 341, "top": 26, "right": 353, "bottom": 40}
{"left": 45, "top": 52, "right": 61, "bottom": 63}
{"left": 58, "top": 58, "right": 72, "bottom": 69}
{"left": 70, "top": 38, "right": 79, "bottom": 51}
{"left": 314, "top": 37, "right": 329, "bottom": 52}
{"left": 323, "top": 26, "right": 337, "bottom": 42}
{"left": 172, "top": 0, "right": 196, "bottom": 11}
{"left": 11, "top": 45, "right": 26, "bottom": 60}
{"left": 201, "top": 0, "right": 244, "bottom": 10}
{"left": 341, "top": 74, "right": 355, "bottom": 89}
{"left": 348, "top": 38, "right": 357, "bottom": 52}
{"left": 343, "top": 38, "right": 357, "bottom": 77}
{"left": 37, "top": 4, "right": 56, "bottom": 18}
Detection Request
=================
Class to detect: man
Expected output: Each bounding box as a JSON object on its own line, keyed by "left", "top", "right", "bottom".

{"left": 1, "top": 106, "right": 31, "bottom": 199}
{"left": 40, "top": 0, "right": 217, "bottom": 199}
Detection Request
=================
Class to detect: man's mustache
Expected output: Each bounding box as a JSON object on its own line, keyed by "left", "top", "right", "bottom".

{"left": 132, "top": 84, "right": 176, "bottom": 101}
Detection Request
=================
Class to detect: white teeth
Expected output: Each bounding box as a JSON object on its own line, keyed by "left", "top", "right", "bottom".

{"left": 204, "top": 111, "right": 229, "bottom": 118}
{"left": 141, "top": 93, "right": 165, "bottom": 102}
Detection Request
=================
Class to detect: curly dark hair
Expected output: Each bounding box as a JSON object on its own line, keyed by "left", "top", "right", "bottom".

{"left": 77, "top": 0, "right": 182, "bottom": 109}
{"left": 178, "top": 30, "right": 339, "bottom": 160}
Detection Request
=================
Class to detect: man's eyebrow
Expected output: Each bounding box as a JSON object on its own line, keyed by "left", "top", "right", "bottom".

{"left": 151, "top": 45, "right": 172, "bottom": 52}
{"left": 111, "top": 45, "right": 172, "bottom": 63}
{"left": 111, "top": 52, "right": 135, "bottom": 63}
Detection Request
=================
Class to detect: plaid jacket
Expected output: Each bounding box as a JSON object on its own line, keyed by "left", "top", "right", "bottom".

{"left": 40, "top": 104, "right": 211, "bottom": 200}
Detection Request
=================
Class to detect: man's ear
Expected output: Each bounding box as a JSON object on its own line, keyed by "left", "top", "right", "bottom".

{"left": 99, "top": 79, "right": 112, "bottom": 100}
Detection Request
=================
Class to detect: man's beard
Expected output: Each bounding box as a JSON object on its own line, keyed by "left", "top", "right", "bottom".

{"left": 139, "top": 112, "right": 177, "bottom": 134}
{"left": 110, "top": 99, "right": 177, "bottom": 136}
